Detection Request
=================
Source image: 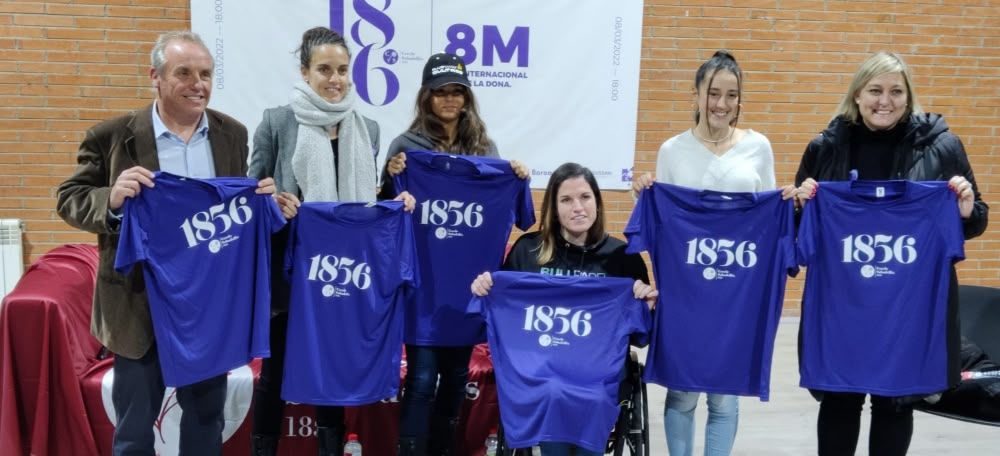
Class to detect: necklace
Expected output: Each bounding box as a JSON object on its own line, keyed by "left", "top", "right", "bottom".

{"left": 691, "top": 126, "right": 734, "bottom": 144}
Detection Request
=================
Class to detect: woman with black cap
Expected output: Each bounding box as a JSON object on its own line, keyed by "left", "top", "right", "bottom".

{"left": 378, "top": 52, "right": 527, "bottom": 196}
{"left": 383, "top": 52, "right": 528, "bottom": 456}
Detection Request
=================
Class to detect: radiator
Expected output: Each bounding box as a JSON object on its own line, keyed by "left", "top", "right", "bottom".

{"left": 0, "top": 219, "right": 24, "bottom": 299}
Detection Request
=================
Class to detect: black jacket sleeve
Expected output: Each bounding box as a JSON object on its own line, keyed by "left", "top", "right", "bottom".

{"left": 933, "top": 132, "right": 989, "bottom": 239}
{"left": 621, "top": 250, "right": 650, "bottom": 285}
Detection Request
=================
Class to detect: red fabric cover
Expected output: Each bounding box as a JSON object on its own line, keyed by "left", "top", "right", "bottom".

{"left": 343, "top": 354, "right": 404, "bottom": 456}
{"left": 78, "top": 354, "right": 476, "bottom": 456}
{"left": 78, "top": 359, "right": 115, "bottom": 456}
{"left": 0, "top": 244, "right": 102, "bottom": 456}
{"left": 2, "top": 243, "right": 500, "bottom": 455}
{"left": 455, "top": 343, "right": 500, "bottom": 456}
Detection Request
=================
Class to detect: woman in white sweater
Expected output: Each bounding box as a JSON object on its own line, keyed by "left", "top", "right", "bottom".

{"left": 632, "top": 50, "right": 774, "bottom": 456}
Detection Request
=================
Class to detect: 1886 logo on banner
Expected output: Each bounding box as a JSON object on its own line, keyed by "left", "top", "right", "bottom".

{"left": 331, "top": 0, "right": 532, "bottom": 103}
{"left": 331, "top": 0, "right": 400, "bottom": 105}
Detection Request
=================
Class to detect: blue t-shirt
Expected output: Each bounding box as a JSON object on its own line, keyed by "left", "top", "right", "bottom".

{"left": 280, "top": 201, "right": 418, "bottom": 405}
{"left": 467, "top": 271, "right": 650, "bottom": 453}
{"left": 393, "top": 150, "right": 534, "bottom": 345}
{"left": 115, "top": 172, "right": 285, "bottom": 387}
{"left": 625, "top": 182, "right": 797, "bottom": 399}
{"left": 797, "top": 180, "right": 965, "bottom": 395}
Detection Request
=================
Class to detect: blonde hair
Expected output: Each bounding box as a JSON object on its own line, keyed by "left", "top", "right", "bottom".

{"left": 835, "top": 51, "right": 923, "bottom": 123}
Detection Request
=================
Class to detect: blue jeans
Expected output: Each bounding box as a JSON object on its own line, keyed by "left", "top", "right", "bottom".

{"left": 398, "top": 345, "right": 474, "bottom": 445}
{"left": 664, "top": 389, "right": 738, "bottom": 456}
{"left": 539, "top": 441, "right": 603, "bottom": 456}
{"left": 111, "top": 345, "right": 227, "bottom": 456}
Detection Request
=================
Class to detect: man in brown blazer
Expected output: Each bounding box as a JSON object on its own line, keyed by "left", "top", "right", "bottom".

{"left": 57, "top": 31, "right": 275, "bottom": 455}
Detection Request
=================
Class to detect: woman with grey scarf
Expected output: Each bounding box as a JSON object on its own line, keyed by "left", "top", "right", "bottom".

{"left": 248, "top": 26, "right": 413, "bottom": 456}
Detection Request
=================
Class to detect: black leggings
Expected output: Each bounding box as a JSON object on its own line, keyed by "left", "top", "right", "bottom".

{"left": 817, "top": 392, "right": 913, "bottom": 456}
{"left": 252, "top": 312, "right": 344, "bottom": 436}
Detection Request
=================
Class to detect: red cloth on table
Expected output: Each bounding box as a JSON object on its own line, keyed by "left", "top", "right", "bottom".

{"left": 0, "top": 244, "right": 102, "bottom": 456}
{"left": 455, "top": 343, "right": 500, "bottom": 456}
{"left": 0, "top": 243, "right": 501, "bottom": 456}
{"left": 79, "top": 357, "right": 407, "bottom": 456}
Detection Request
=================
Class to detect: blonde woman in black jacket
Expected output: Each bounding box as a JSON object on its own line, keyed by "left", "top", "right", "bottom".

{"left": 792, "top": 51, "right": 987, "bottom": 456}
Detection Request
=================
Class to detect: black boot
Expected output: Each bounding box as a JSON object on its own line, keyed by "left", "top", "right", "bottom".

{"left": 397, "top": 436, "right": 428, "bottom": 456}
{"left": 317, "top": 426, "right": 345, "bottom": 456}
{"left": 427, "top": 415, "right": 459, "bottom": 456}
{"left": 250, "top": 434, "right": 278, "bottom": 456}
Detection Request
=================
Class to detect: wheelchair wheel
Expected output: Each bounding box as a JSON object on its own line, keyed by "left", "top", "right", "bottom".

{"left": 612, "top": 354, "right": 649, "bottom": 456}
{"left": 634, "top": 369, "right": 649, "bottom": 456}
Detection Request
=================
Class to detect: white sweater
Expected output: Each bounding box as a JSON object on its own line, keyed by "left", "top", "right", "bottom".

{"left": 655, "top": 129, "right": 776, "bottom": 192}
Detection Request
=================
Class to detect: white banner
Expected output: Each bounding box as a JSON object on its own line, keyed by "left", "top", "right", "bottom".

{"left": 191, "top": 0, "right": 643, "bottom": 189}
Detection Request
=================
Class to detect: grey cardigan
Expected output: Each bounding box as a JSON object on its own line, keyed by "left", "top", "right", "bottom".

{"left": 248, "top": 104, "right": 380, "bottom": 197}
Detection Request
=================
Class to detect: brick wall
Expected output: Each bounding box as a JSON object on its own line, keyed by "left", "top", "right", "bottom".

{"left": 628, "top": 1, "right": 1000, "bottom": 311}
{"left": 0, "top": 0, "right": 189, "bottom": 252}
{"left": 1, "top": 1, "right": 997, "bottom": 312}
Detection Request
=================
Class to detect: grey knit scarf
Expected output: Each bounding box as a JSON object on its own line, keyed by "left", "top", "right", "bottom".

{"left": 289, "top": 80, "right": 376, "bottom": 202}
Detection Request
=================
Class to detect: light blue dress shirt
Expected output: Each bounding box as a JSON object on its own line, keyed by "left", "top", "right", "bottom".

{"left": 109, "top": 103, "right": 217, "bottom": 222}
{"left": 151, "top": 101, "right": 216, "bottom": 178}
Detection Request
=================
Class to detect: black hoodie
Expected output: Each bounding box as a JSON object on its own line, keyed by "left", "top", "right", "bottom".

{"left": 502, "top": 231, "right": 649, "bottom": 284}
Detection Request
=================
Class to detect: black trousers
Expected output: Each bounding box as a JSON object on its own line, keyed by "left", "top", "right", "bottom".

{"left": 817, "top": 392, "right": 913, "bottom": 456}
{"left": 252, "top": 312, "right": 344, "bottom": 436}
{"left": 112, "top": 344, "right": 227, "bottom": 456}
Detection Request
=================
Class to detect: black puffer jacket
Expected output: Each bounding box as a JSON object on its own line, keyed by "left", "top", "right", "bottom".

{"left": 502, "top": 231, "right": 649, "bottom": 284}
{"left": 795, "top": 113, "right": 989, "bottom": 401}
{"left": 795, "top": 113, "right": 988, "bottom": 238}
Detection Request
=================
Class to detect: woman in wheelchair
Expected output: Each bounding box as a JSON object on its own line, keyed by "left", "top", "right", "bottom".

{"left": 471, "top": 162, "right": 657, "bottom": 455}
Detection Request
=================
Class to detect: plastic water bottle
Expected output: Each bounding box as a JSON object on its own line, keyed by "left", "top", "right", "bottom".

{"left": 485, "top": 429, "right": 499, "bottom": 456}
{"left": 344, "top": 433, "right": 362, "bottom": 455}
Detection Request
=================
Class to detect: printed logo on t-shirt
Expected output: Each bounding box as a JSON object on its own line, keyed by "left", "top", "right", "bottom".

{"left": 306, "top": 253, "right": 373, "bottom": 297}
{"left": 419, "top": 199, "right": 484, "bottom": 239}
{"left": 523, "top": 304, "right": 593, "bottom": 347}
{"left": 178, "top": 196, "right": 254, "bottom": 252}
{"left": 684, "top": 237, "right": 758, "bottom": 280}
{"left": 841, "top": 234, "right": 917, "bottom": 278}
